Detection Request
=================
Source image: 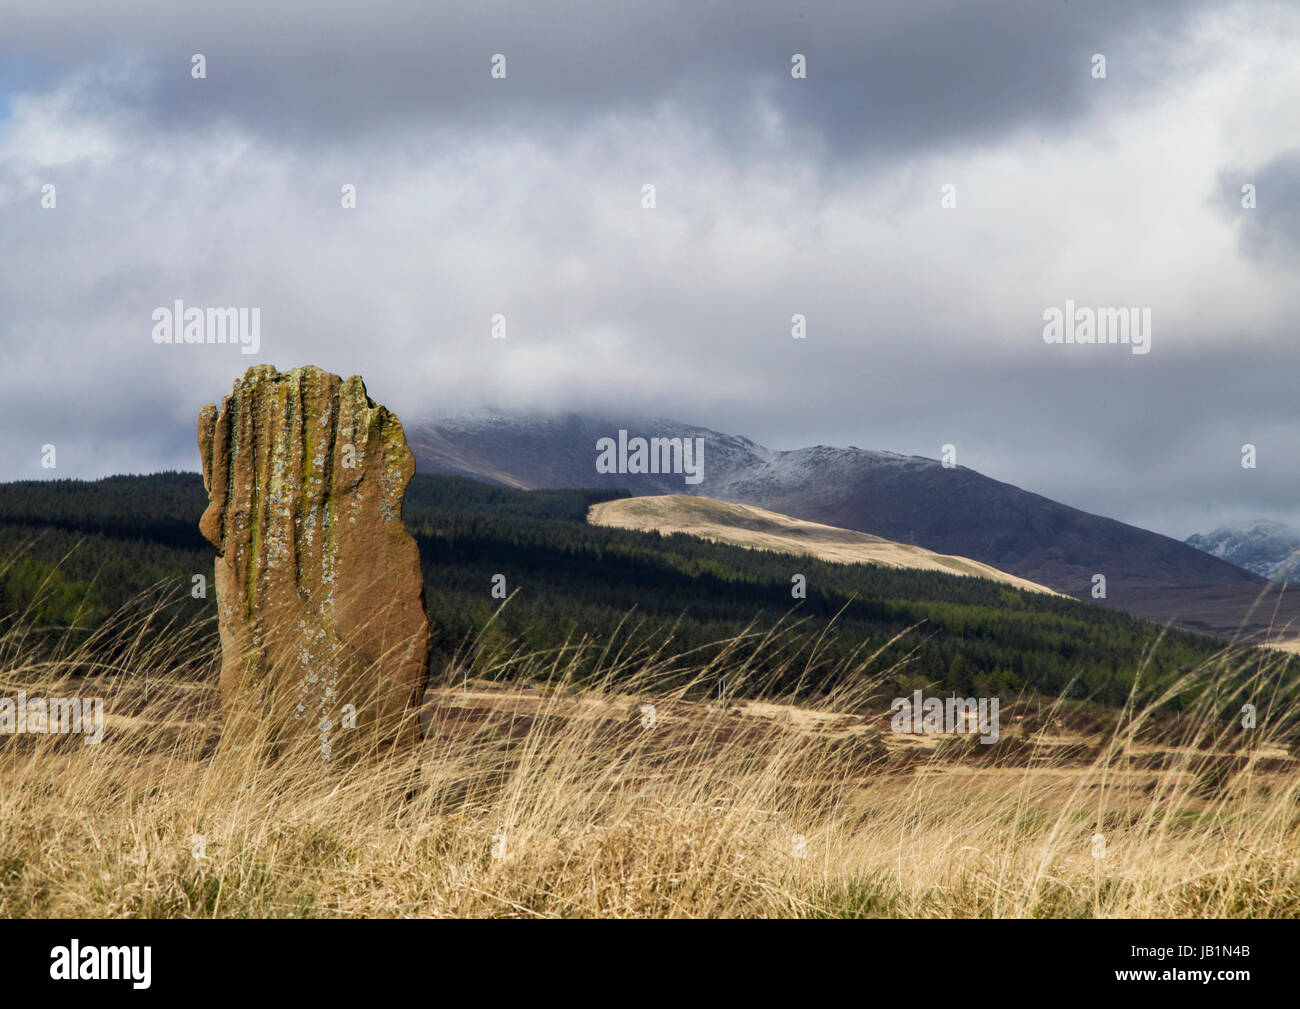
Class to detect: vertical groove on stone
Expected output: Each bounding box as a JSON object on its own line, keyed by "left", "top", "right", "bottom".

{"left": 197, "top": 364, "right": 432, "bottom": 760}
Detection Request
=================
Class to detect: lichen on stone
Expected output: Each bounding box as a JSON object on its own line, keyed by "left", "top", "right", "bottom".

{"left": 197, "top": 364, "right": 432, "bottom": 760}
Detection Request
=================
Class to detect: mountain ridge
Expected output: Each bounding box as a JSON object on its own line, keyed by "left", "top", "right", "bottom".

{"left": 1186, "top": 519, "right": 1300, "bottom": 583}
{"left": 409, "top": 410, "right": 1261, "bottom": 592}
{"left": 408, "top": 410, "right": 1300, "bottom": 647}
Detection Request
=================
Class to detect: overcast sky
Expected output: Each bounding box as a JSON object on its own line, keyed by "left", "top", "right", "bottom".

{"left": 1, "top": 0, "right": 1297, "bottom": 539}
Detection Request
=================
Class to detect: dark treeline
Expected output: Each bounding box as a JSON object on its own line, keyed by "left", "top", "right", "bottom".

{"left": 0, "top": 471, "right": 1266, "bottom": 706}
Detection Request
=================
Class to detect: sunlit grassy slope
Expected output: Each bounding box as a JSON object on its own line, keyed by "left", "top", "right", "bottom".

{"left": 589, "top": 494, "right": 1060, "bottom": 595}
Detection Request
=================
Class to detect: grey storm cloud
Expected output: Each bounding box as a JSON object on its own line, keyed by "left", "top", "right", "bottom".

{"left": 0, "top": 0, "right": 1297, "bottom": 544}
{"left": 3, "top": 0, "right": 1210, "bottom": 157}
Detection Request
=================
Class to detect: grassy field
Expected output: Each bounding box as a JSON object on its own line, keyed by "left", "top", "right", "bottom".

{"left": 2, "top": 589, "right": 1298, "bottom": 919}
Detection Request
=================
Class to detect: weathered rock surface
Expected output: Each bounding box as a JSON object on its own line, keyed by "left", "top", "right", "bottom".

{"left": 198, "top": 365, "right": 431, "bottom": 760}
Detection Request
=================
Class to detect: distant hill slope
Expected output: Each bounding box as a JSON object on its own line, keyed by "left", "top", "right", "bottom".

{"left": 409, "top": 411, "right": 1253, "bottom": 591}
{"left": 409, "top": 411, "right": 1300, "bottom": 646}
{"left": 589, "top": 495, "right": 1061, "bottom": 596}
{"left": 1187, "top": 520, "right": 1300, "bottom": 582}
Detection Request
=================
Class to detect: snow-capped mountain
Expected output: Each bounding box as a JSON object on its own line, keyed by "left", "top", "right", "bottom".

{"left": 1186, "top": 520, "right": 1300, "bottom": 582}
{"left": 407, "top": 411, "right": 775, "bottom": 493}
{"left": 407, "top": 410, "right": 1264, "bottom": 604}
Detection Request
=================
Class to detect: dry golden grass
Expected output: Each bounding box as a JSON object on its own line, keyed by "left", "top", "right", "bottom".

{"left": 588, "top": 494, "right": 1060, "bottom": 595}
{"left": 1, "top": 588, "right": 1299, "bottom": 918}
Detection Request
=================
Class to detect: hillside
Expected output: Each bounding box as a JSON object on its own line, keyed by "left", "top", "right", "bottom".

{"left": 409, "top": 411, "right": 1300, "bottom": 646}
{"left": 0, "top": 472, "right": 1251, "bottom": 707}
{"left": 588, "top": 495, "right": 1060, "bottom": 596}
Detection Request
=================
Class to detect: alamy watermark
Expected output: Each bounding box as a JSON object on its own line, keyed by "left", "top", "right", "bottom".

{"left": 0, "top": 692, "right": 104, "bottom": 744}
{"left": 889, "top": 690, "right": 999, "bottom": 744}
{"left": 151, "top": 301, "right": 260, "bottom": 355}
{"left": 595, "top": 430, "right": 704, "bottom": 485}
{"left": 1042, "top": 300, "right": 1151, "bottom": 356}
{"left": 50, "top": 941, "right": 150, "bottom": 989}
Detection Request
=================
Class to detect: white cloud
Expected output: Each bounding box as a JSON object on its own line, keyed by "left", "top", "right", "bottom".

{"left": 0, "top": 0, "right": 1296, "bottom": 541}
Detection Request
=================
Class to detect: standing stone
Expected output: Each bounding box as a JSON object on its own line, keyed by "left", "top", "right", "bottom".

{"left": 198, "top": 365, "right": 432, "bottom": 761}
